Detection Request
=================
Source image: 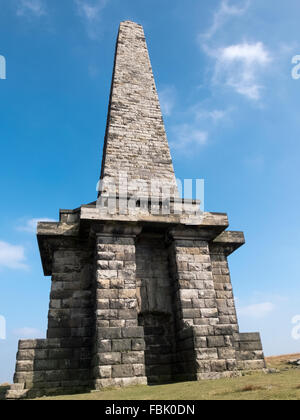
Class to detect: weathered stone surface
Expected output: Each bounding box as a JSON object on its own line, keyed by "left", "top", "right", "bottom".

{"left": 112, "top": 339, "right": 131, "bottom": 352}
{"left": 207, "top": 336, "right": 225, "bottom": 348}
{"left": 98, "top": 21, "right": 178, "bottom": 200}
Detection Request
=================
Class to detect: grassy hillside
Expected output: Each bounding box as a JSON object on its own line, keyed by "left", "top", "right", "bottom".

{"left": 2, "top": 354, "right": 300, "bottom": 400}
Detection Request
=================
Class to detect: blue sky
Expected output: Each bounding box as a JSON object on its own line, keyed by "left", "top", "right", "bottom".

{"left": 0, "top": 0, "right": 300, "bottom": 383}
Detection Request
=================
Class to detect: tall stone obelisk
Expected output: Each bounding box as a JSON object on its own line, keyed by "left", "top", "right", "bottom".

{"left": 7, "top": 21, "right": 265, "bottom": 399}
{"left": 99, "top": 21, "right": 178, "bottom": 200}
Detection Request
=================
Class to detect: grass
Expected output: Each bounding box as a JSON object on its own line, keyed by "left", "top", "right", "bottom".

{"left": 2, "top": 354, "right": 300, "bottom": 400}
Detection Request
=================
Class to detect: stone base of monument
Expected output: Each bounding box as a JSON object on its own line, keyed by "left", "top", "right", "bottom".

{"left": 6, "top": 331, "right": 264, "bottom": 399}
{"left": 6, "top": 205, "right": 265, "bottom": 400}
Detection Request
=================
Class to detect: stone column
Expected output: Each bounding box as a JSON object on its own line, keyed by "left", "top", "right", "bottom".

{"left": 92, "top": 224, "right": 147, "bottom": 389}
{"left": 210, "top": 232, "right": 265, "bottom": 371}
{"left": 168, "top": 228, "right": 218, "bottom": 330}
{"left": 209, "top": 243, "right": 239, "bottom": 332}
{"left": 168, "top": 227, "right": 240, "bottom": 381}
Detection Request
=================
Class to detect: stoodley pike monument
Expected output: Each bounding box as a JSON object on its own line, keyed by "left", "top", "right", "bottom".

{"left": 7, "top": 21, "right": 265, "bottom": 399}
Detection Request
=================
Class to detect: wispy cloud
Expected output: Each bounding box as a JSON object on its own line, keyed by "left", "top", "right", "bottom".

{"left": 170, "top": 124, "right": 208, "bottom": 153}
{"left": 191, "top": 105, "right": 231, "bottom": 123}
{"left": 16, "top": 0, "right": 46, "bottom": 17}
{"left": 13, "top": 327, "right": 44, "bottom": 338}
{"left": 238, "top": 302, "right": 275, "bottom": 319}
{"left": 16, "top": 218, "right": 55, "bottom": 234}
{"left": 74, "top": 0, "right": 108, "bottom": 40}
{"left": 0, "top": 241, "right": 28, "bottom": 270}
{"left": 199, "top": 1, "right": 271, "bottom": 101}
{"left": 205, "top": 41, "right": 271, "bottom": 100}
{"left": 158, "top": 86, "right": 177, "bottom": 117}
{"left": 202, "top": 0, "right": 250, "bottom": 39}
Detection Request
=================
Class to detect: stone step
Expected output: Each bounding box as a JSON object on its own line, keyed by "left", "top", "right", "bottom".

{"left": 10, "top": 383, "right": 25, "bottom": 391}
{"left": 5, "top": 386, "right": 28, "bottom": 400}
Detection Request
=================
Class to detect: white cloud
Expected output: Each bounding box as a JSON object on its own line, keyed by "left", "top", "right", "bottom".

{"left": 17, "top": 0, "right": 46, "bottom": 17}
{"left": 0, "top": 241, "right": 28, "bottom": 270}
{"left": 13, "top": 327, "right": 44, "bottom": 338}
{"left": 159, "top": 86, "right": 176, "bottom": 117}
{"left": 192, "top": 106, "right": 230, "bottom": 123}
{"left": 16, "top": 218, "right": 55, "bottom": 234}
{"left": 238, "top": 302, "right": 275, "bottom": 319}
{"left": 220, "top": 42, "right": 270, "bottom": 64}
{"left": 210, "top": 42, "right": 271, "bottom": 100}
{"left": 171, "top": 124, "right": 208, "bottom": 152}
{"left": 74, "top": 0, "right": 108, "bottom": 40}
{"left": 202, "top": 0, "right": 250, "bottom": 39}
{"left": 199, "top": 2, "right": 271, "bottom": 101}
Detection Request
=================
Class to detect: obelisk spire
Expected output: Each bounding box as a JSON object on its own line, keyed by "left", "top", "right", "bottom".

{"left": 99, "top": 21, "right": 178, "bottom": 199}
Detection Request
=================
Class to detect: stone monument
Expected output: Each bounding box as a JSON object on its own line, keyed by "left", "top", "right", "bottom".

{"left": 6, "top": 21, "right": 265, "bottom": 399}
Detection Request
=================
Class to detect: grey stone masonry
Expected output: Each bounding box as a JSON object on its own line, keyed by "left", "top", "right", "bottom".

{"left": 7, "top": 21, "right": 266, "bottom": 399}
{"left": 92, "top": 225, "right": 147, "bottom": 389}
{"left": 99, "top": 21, "right": 178, "bottom": 199}
{"left": 209, "top": 241, "right": 239, "bottom": 332}
{"left": 167, "top": 228, "right": 259, "bottom": 382}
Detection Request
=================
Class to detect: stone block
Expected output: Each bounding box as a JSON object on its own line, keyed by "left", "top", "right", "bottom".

{"left": 218, "top": 348, "right": 236, "bottom": 359}
{"left": 122, "top": 327, "right": 144, "bottom": 338}
{"left": 112, "top": 364, "right": 133, "bottom": 378}
{"left": 237, "top": 360, "right": 265, "bottom": 370}
{"left": 191, "top": 299, "right": 205, "bottom": 308}
{"left": 97, "top": 280, "right": 110, "bottom": 289}
{"left": 110, "top": 278, "right": 125, "bottom": 289}
{"left": 98, "top": 328, "right": 122, "bottom": 339}
{"left": 97, "top": 309, "right": 119, "bottom": 320}
{"left": 238, "top": 333, "right": 261, "bottom": 342}
{"left": 193, "top": 326, "right": 214, "bottom": 336}
{"left": 131, "top": 338, "right": 145, "bottom": 351}
{"left": 97, "top": 299, "right": 109, "bottom": 309}
{"left": 122, "top": 351, "right": 144, "bottom": 364}
{"left": 196, "top": 360, "right": 211, "bottom": 373}
{"left": 34, "top": 359, "right": 59, "bottom": 371}
{"left": 119, "top": 289, "right": 136, "bottom": 299}
{"left": 196, "top": 348, "right": 218, "bottom": 360}
{"left": 97, "top": 289, "right": 119, "bottom": 299}
{"left": 179, "top": 289, "right": 199, "bottom": 300}
{"left": 112, "top": 339, "right": 131, "bottom": 352}
{"left": 98, "top": 340, "right": 112, "bottom": 353}
{"left": 97, "top": 366, "right": 112, "bottom": 379}
{"left": 118, "top": 309, "right": 137, "bottom": 320}
{"left": 97, "top": 260, "right": 109, "bottom": 269}
{"left": 110, "top": 320, "right": 126, "bottom": 328}
{"left": 132, "top": 364, "right": 145, "bottom": 376}
{"left": 214, "top": 325, "right": 233, "bottom": 336}
{"left": 194, "top": 337, "right": 207, "bottom": 348}
{"left": 98, "top": 352, "right": 121, "bottom": 365}
{"left": 239, "top": 341, "right": 263, "bottom": 351}
{"left": 200, "top": 308, "right": 218, "bottom": 318}
{"left": 182, "top": 308, "right": 201, "bottom": 319}
{"left": 207, "top": 336, "right": 225, "bottom": 348}
{"left": 97, "top": 252, "right": 115, "bottom": 261}
{"left": 16, "top": 361, "right": 34, "bottom": 372}
{"left": 109, "top": 261, "right": 124, "bottom": 270}
{"left": 210, "top": 360, "right": 227, "bottom": 372}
